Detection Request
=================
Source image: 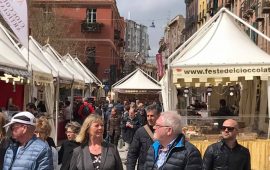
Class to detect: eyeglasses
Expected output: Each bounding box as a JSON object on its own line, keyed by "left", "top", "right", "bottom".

{"left": 65, "top": 131, "right": 75, "bottom": 134}
{"left": 221, "top": 126, "right": 235, "bottom": 132}
{"left": 11, "top": 124, "right": 25, "bottom": 130}
{"left": 154, "top": 124, "right": 170, "bottom": 129}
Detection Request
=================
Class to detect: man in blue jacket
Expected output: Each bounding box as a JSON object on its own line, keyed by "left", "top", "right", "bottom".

{"left": 144, "top": 111, "right": 202, "bottom": 170}
{"left": 3, "top": 111, "right": 53, "bottom": 170}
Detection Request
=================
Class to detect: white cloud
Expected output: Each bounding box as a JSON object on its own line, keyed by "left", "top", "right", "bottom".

{"left": 116, "top": 0, "right": 185, "bottom": 56}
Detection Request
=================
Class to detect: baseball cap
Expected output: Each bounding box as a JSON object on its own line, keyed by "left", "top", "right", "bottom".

{"left": 3, "top": 111, "right": 36, "bottom": 128}
{"left": 108, "top": 104, "right": 113, "bottom": 108}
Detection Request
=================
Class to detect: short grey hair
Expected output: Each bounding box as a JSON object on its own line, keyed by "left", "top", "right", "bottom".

{"left": 161, "top": 111, "right": 182, "bottom": 135}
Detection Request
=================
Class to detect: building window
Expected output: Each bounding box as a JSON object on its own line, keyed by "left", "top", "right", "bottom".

{"left": 87, "top": 9, "right": 96, "bottom": 23}
{"left": 86, "top": 47, "right": 97, "bottom": 74}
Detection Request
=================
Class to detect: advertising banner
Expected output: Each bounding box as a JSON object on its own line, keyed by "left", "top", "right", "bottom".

{"left": 0, "top": 0, "right": 28, "bottom": 48}
{"left": 156, "top": 53, "right": 164, "bottom": 77}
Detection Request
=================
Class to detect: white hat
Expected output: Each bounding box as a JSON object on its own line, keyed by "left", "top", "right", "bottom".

{"left": 108, "top": 104, "right": 113, "bottom": 108}
{"left": 3, "top": 111, "right": 36, "bottom": 127}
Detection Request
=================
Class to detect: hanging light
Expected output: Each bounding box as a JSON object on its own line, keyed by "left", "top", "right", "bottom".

{"left": 150, "top": 21, "right": 155, "bottom": 28}
{"left": 229, "top": 85, "right": 235, "bottom": 96}
{"left": 206, "top": 86, "right": 213, "bottom": 96}
{"left": 12, "top": 80, "right": 15, "bottom": 85}
{"left": 183, "top": 87, "right": 189, "bottom": 98}
{"left": 5, "top": 78, "right": 9, "bottom": 83}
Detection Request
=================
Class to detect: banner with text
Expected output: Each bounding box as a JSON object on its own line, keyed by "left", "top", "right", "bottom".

{"left": 173, "top": 66, "right": 270, "bottom": 79}
{"left": 0, "top": 0, "right": 28, "bottom": 48}
{"left": 156, "top": 53, "right": 164, "bottom": 77}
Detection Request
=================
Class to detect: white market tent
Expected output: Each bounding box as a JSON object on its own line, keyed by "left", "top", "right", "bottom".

{"left": 167, "top": 8, "right": 270, "bottom": 137}
{"left": 20, "top": 38, "right": 56, "bottom": 84}
{"left": 62, "top": 54, "right": 86, "bottom": 85}
{"left": 0, "top": 23, "right": 29, "bottom": 78}
{"left": 112, "top": 68, "right": 161, "bottom": 92}
{"left": 64, "top": 54, "right": 95, "bottom": 84}
{"left": 74, "top": 57, "right": 103, "bottom": 86}
{"left": 43, "top": 44, "right": 73, "bottom": 81}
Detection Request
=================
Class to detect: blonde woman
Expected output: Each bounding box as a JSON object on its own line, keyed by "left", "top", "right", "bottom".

{"left": 70, "top": 114, "right": 123, "bottom": 170}
{"left": 35, "top": 116, "right": 58, "bottom": 170}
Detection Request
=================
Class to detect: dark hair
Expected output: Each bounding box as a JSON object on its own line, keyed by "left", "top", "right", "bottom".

{"left": 146, "top": 104, "right": 162, "bottom": 115}
{"left": 124, "top": 105, "right": 130, "bottom": 111}
{"left": 26, "top": 103, "right": 36, "bottom": 110}
{"left": 65, "top": 100, "right": 71, "bottom": 106}
{"left": 220, "top": 99, "right": 226, "bottom": 107}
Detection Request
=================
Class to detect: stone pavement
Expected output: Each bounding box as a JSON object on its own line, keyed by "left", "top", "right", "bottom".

{"left": 119, "top": 149, "right": 128, "bottom": 170}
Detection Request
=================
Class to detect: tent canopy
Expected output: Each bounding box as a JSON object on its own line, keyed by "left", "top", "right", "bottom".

{"left": 43, "top": 44, "right": 74, "bottom": 81}
{"left": 74, "top": 57, "right": 103, "bottom": 86}
{"left": 170, "top": 8, "right": 270, "bottom": 83}
{"left": 113, "top": 68, "right": 161, "bottom": 93}
{"left": 0, "top": 23, "right": 29, "bottom": 77}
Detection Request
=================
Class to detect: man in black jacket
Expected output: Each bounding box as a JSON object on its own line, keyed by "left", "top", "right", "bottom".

{"left": 144, "top": 111, "right": 202, "bottom": 170}
{"left": 127, "top": 104, "right": 161, "bottom": 170}
{"left": 203, "top": 119, "right": 250, "bottom": 170}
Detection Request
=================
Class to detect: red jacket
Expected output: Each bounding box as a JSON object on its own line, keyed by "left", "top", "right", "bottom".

{"left": 78, "top": 102, "right": 95, "bottom": 118}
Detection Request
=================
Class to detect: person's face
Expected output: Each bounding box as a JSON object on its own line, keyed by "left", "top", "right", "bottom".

{"left": 34, "top": 129, "right": 46, "bottom": 141}
{"left": 66, "top": 127, "right": 77, "bottom": 140}
{"left": 221, "top": 120, "right": 238, "bottom": 140}
{"left": 153, "top": 116, "right": 171, "bottom": 141}
{"left": 147, "top": 110, "right": 159, "bottom": 126}
{"left": 88, "top": 121, "right": 104, "bottom": 139}
{"left": 129, "top": 109, "right": 135, "bottom": 119}
{"left": 10, "top": 123, "right": 28, "bottom": 141}
{"left": 26, "top": 106, "right": 34, "bottom": 113}
{"left": 111, "top": 109, "right": 117, "bottom": 117}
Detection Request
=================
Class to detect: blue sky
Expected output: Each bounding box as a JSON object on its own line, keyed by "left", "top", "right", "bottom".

{"left": 116, "top": 0, "right": 186, "bottom": 56}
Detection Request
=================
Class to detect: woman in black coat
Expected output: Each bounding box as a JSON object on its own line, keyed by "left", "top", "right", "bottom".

{"left": 69, "top": 114, "right": 123, "bottom": 170}
{"left": 58, "top": 121, "right": 81, "bottom": 170}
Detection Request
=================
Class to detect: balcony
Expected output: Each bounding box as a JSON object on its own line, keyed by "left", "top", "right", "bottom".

{"left": 262, "top": 0, "right": 270, "bottom": 13}
{"left": 241, "top": 0, "right": 255, "bottom": 19}
{"left": 81, "top": 21, "right": 103, "bottom": 33}
{"left": 114, "top": 30, "right": 121, "bottom": 40}
{"left": 118, "top": 39, "right": 125, "bottom": 47}
{"left": 255, "top": 15, "right": 265, "bottom": 22}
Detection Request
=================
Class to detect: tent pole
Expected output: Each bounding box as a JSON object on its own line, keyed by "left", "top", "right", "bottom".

{"left": 55, "top": 76, "right": 60, "bottom": 146}
{"left": 70, "top": 83, "right": 74, "bottom": 120}
{"left": 267, "top": 78, "right": 270, "bottom": 139}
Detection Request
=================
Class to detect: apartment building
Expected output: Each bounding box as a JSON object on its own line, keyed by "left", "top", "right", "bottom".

{"left": 30, "top": 0, "right": 125, "bottom": 85}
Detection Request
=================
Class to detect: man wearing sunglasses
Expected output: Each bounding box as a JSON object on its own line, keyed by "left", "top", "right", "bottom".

{"left": 203, "top": 119, "right": 251, "bottom": 170}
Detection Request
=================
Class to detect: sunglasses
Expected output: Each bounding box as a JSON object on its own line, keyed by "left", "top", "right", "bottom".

{"left": 221, "top": 126, "right": 235, "bottom": 132}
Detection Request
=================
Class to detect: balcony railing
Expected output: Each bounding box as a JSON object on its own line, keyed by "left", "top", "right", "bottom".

{"left": 114, "top": 30, "right": 121, "bottom": 40}
{"left": 81, "top": 21, "right": 103, "bottom": 33}
{"left": 262, "top": 0, "right": 270, "bottom": 13}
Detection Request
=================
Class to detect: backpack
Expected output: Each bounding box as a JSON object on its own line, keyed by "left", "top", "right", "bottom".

{"left": 81, "top": 104, "right": 90, "bottom": 118}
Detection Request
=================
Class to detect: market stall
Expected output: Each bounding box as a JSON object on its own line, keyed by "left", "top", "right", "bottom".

{"left": 112, "top": 68, "right": 161, "bottom": 103}
{"left": 0, "top": 22, "right": 30, "bottom": 112}
{"left": 165, "top": 8, "right": 270, "bottom": 169}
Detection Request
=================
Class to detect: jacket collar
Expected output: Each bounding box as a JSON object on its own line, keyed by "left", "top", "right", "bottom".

{"left": 220, "top": 138, "right": 240, "bottom": 149}
{"left": 152, "top": 134, "right": 185, "bottom": 160}
{"left": 81, "top": 141, "right": 110, "bottom": 170}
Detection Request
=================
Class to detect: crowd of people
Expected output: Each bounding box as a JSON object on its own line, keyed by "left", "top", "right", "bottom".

{"left": 0, "top": 97, "right": 251, "bottom": 170}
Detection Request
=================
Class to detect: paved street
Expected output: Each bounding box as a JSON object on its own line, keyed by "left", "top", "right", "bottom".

{"left": 119, "top": 149, "right": 128, "bottom": 170}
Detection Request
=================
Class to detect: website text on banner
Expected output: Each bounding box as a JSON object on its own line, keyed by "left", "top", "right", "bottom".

{"left": 173, "top": 66, "right": 270, "bottom": 78}
{"left": 0, "top": 0, "right": 28, "bottom": 48}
